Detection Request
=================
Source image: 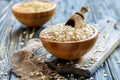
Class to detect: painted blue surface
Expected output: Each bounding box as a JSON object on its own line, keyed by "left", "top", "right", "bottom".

{"left": 0, "top": 0, "right": 120, "bottom": 80}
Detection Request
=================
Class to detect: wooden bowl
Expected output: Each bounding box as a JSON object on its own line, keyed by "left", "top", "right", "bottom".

{"left": 12, "top": 1, "right": 56, "bottom": 27}
{"left": 40, "top": 26, "right": 98, "bottom": 60}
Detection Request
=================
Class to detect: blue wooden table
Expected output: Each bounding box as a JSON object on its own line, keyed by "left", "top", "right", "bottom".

{"left": 0, "top": 0, "right": 120, "bottom": 80}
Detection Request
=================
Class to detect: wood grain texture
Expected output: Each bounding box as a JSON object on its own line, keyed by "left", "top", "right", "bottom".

{"left": 0, "top": 0, "right": 120, "bottom": 80}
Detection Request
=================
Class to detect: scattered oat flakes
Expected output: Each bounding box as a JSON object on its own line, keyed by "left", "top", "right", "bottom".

{"left": 90, "top": 57, "right": 98, "bottom": 62}
{"left": 54, "top": 75, "right": 59, "bottom": 79}
{"left": 67, "top": 74, "right": 70, "bottom": 77}
{"left": 23, "top": 31, "right": 27, "bottom": 35}
{"left": 66, "top": 62, "right": 70, "bottom": 65}
{"left": 100, "top": 63, "right": 104, "bottom": 67}
{"left": 16, "top": 78, "right": 20, "bottom": 80}
{"left": 88, "top": 64, "right": 92, "bottom": 67}
{"left": 96, "top": 47, "right": 103, "bottom": 52}
{"left": 51, "top": 72, "right": 56, "bottom": 76}
{"left": 41, "top": 59, "right": 45, "bottom": 63}
{"left": 57, "top": 63, "right": 60, "bottom": 66}
{"left": 70, "top": 74, "right": 74, "bottom": 77}
{"left": 35, "top": 72, "right": 40, "bottom": 76}
{"left": 75, "top": 64, "right": 80, "bottom": 68}
{"left": 80, "top": 76, "right": 84, "bottom": 79}
{"left": 19, "top": 42, "right": 24, "bottom": 45}
{"left": 30, "top": 32, "right": 34, "bottom": 38}
{"left": 30, "top": 72, "right": 34, "bottom": 77}
{"left": 10, "top": 41, "right": 14, "bottom": 45}
{"left": 103, "top": 72, "right": 107, "bottom": 77}
{"left": 90, "top": 77, "right": 94, "bottom": 80}
{"left": 81, "top": 67, "right": 87, "bottom": 70}
{"left": 41, "top": 75, "right": 48, "bottom": 80}
{"left": 89, "top": 61, "right": 94, "bottom": 64}
{"left": 117, "top": 60, "right": 120, "bottom": 64}
{"left": 92, "top": 50, "right": 96, "bottom": 53}
{"left": 84, "top": 64, "right": 88, "bottom": 67}
{"left": 70, "top": 61, "right": 74, "bottom": 64}
{"left": 39, "top": 72, "right": 43, "bottom": 76}
{"left": 37, "top": 57, "right": 41, "bottom": 61}
{"left": 50, "top": 71, "right": 66, "bottom": 80}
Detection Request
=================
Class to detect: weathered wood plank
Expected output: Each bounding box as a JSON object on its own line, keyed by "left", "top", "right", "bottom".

{"left": 0, "top": 0, "right": 120, "bottom": 80}
{"left": 107, "top": 48, "right": 120, "bottom": 80}
{"left": 88, "top": 0, "right": 120, "bottom": 80}
{"left": 0, "top": 1, "right": 12, "bottom": 16}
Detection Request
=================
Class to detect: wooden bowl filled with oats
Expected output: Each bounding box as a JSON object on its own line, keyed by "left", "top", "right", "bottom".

{"left": 12, "top": 0, "right": 56, "bottom": 27}
{"left": 40, "top": 24, "right": 98, "bottom": 60}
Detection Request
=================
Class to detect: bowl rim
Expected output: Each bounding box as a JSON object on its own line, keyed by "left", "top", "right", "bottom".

{"left": 12, "top": 0, "right": 56, "bottom": 14}
{"left": 40, "top": 25, "right": 98, "bottom": 43}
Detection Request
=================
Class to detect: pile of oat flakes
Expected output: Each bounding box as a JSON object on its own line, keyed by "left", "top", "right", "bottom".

{"left": 40, "top": 24, "right": 95, "bottom": 42}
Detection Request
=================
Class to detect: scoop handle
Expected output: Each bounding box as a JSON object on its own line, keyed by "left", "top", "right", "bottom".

{"left": 81, "top": 5, "right": 88, "bottom": 15}
{"left": 75, "top": 5, "right": 88, "bottom": 20}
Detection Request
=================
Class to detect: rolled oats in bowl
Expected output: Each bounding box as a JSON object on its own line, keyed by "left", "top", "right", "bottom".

{"left": 40, "top": 24, "right": 95, "bottom": 42}
{"left": 12, "top": 0, "right": 56, "bottom": 27}
{"left": 14, "top": 1, "right": 53, "bottom": 13}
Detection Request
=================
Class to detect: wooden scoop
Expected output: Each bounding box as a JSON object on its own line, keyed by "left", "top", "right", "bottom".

{"left": 65, "top": 5, "right": 88, "bottom": 28}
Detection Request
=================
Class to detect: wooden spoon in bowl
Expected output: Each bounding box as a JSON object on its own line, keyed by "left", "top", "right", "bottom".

{"left": 65, "top": 5, "right": 88, "bottom": 28}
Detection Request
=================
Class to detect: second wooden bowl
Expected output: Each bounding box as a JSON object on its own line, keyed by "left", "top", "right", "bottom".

{"left": 12, "top": 1, "right": 56, "bottom": 27}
